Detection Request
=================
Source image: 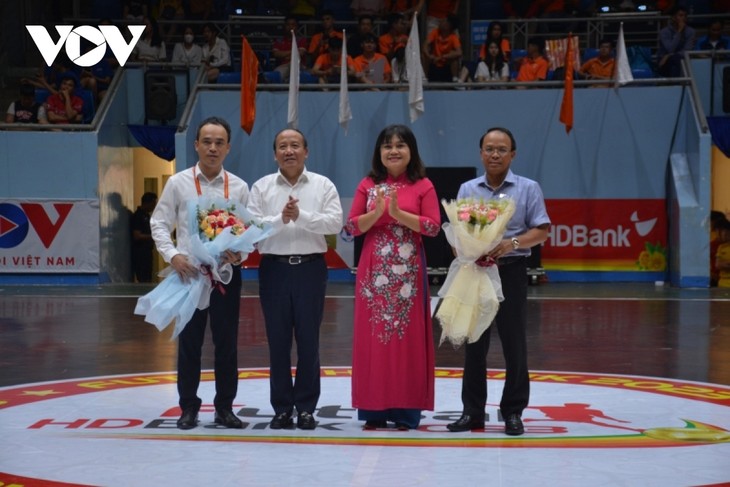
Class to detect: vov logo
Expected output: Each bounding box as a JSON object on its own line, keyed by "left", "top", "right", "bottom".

{"left": 26, "top": 25, "right": 145, "bottom": 68}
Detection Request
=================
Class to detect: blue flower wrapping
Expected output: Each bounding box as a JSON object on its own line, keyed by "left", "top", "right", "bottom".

{"left": 134, "top": 196, "right": 273, "bottom": 339}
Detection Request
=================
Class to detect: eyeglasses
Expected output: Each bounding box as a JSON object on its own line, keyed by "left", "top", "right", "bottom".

{"left": 482, "top": 147, "right": 512, "bottom": 156}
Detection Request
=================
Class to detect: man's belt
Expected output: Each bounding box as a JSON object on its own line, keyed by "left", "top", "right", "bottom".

{"left": 263, "top": 254, "right": 324, "bottom": 265}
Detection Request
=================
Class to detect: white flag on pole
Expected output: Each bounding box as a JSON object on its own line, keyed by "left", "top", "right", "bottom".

{"left": 615, "top": 22, "right": 634, "bottom": 87}
{"left": 339, "top": 29, "right": 352, "bottom": 133}
{"left": 405, "top": 12, "right": 424, "bottom": 123}
{"left": 287, "top": 30, "right": 300, "bottom": 128}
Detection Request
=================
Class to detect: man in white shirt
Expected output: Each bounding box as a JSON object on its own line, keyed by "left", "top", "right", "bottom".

{"left": 150, "top": 116, "right": 248, "bottom": 430}
{"left": 247, "top": 128, "right": 343, "bottom": 431}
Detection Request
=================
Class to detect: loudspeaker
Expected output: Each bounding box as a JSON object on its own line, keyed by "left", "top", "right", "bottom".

{"left": 144, "top": 72, "right": 177, "bottom": 121}
{"left": 722, "top": 66, "right": 730, "bottom": 113}
{"left": 352, "top": 167, "right": 478, "bottom": 270}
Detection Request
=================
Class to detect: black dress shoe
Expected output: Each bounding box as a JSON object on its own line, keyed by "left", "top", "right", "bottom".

{"left": 297, "top": 411, "right": 316, "bottom": 430}
{"left": 505, "top": 413, "right": 524, "bottom": 436}
{"left": 270, "top": 411, "right": 293, "bottom": 429}
{"left": 214, "top": 409, "right": 243, "bottom": 429}
{"left": 177, "top": 408, "right": 199, "bottom": 430}
{"left": 446, "top": 414, "right": 484, "bottom": 432}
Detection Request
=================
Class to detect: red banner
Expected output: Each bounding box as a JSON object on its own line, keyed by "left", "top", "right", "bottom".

{"left": 542, "top": 199, "right": 667, "bottom": 272}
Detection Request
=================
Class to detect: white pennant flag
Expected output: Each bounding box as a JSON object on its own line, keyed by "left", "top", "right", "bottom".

{"left": 405, "top": 12, "right": 424, "bottom": 123}
{"left": 615, "top": 22, "right": 634, "bottom": 88}
{"left": 339, "top": 29, "right": 352, "bottom": 134}
{"left": 287, "top": 30, "right": 300, "bottom": 128}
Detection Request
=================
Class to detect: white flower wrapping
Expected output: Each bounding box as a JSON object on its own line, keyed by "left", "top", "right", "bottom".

{"left": 435, "top": 196, "right": 516, "bottom": 347}
{"left": 134, "top": 196, "right": 273, "bottom": 339}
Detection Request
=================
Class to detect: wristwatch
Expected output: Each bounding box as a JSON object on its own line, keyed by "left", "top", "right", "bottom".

{"left": 511, "top": 237, "right": 520, "bottom": 250}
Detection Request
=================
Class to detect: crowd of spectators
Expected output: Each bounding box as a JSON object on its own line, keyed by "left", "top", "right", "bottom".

{"left": 3, "top": 0, "right": 729, "bottom": 127}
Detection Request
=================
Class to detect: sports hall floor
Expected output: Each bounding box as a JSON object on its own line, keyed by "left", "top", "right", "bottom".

{"left": 1, "top": 281, "right": 729, "bottom": 486}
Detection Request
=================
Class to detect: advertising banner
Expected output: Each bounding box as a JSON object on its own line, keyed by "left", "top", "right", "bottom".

{"left": 542, "top": 199, "right": 668, "bottom": 272}
{"left": 0, "top": 199, "right": 100, "bottom": 273}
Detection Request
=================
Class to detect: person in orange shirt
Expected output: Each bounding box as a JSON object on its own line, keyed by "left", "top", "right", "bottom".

{"left": 515, "top": 37, "right": 549, "bottom": 82}
{"left": 311, "top": 37, "right": 357, "bottom": 84}
{"left": 379, "top": 12, "right": 408, "bottom": 61}
{"left": 307, "top": 10, "right": 344, "bottom": 67}
{"left": 479, "top": 21, "right": 511, "bottom": 61}
{"left": 424, "top": 14, "right": 462, "bottom": 82}
{"left": 384, "top": 0, "right": 424, "bottom": 16}
{"left": 426, "top": 0, "right": 459, "bottom": 34}
{"left": 353, "top": 33, "right": 392, "bottom": 84}
{"left": 578, "top": 39, "right": 615, "bottom": 84}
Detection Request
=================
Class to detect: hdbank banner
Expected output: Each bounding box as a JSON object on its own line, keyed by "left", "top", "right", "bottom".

{"left": 0, "top": 199, "right": 99, "bottom": 273}
{"left": 542, "top": 199, "right": 667, "bottom": 272}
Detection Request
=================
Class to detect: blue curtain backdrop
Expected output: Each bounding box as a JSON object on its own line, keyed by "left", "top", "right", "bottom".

{"left": 128, "top": 125, "right": 176, "bottom": 161}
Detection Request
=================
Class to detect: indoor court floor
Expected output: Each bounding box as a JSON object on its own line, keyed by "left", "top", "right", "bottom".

{"left": 1, "top": 281, "right": 729, "bottom": 486}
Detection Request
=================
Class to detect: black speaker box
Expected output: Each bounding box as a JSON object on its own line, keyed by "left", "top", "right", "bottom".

{"left": 144, "top": 72, "right": 177, "bottom": 121}
{"left": 722, "top": 66, "right": 730, "bottom": 113}
{"left": 353, "top": 167, "right": 478, "bottom": 270}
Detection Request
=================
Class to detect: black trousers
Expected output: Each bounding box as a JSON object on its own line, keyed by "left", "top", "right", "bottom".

{"left": 258, "top": 255, "right": 327, "bottom": 415}
{"left": 177, "top": 268, "right": 242, "bottom": 412}
{"left": 460, "top": 257, "right": 529, "bottom": 419}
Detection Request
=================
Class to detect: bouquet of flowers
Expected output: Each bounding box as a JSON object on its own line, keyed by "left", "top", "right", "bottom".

{"left": 135, "top": 196, "right": 273, "bottom": 339}
{"left": 435, "top": 195, "right": 515, "bottom": 347}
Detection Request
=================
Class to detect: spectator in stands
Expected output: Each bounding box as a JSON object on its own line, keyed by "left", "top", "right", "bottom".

{"left": 475, "top": 40, "right": 510, "bottom": 83}
{"left": 526, "top": 0, "right": 577, "bottom": 34}
{"left": 515, "top": 37, "right": 549, "bottom": 82}
{"left": 308, "top": 10, "right": 344, "bottom": 66}
{"left": 502, "top": 0, "right": 532, "bottom": 18}
{"left": 480, "top": 21, "right": 511, "bottom": 61}
{"left": 384, "top": 0, "right": 424, "bottom": 16}
{"left": 348, "top": 14, "right": 376, "bottom": 59}
{"left": 425, "top": 0, "right": 460, "bottom": 34}
{"left": 351, "top": 0, "right": 385, "bottom": 17}
{"left": 379, "top": 13, "right": 408, "bottom": 61}
{"left": 391, "top": 46, "right": 427, "bottom": 83}
{"left": 657, "top": 6, "right": 695, "bottom": 77}
{"left": 578, "top": 38, "right": 615, "bottom": 84}
{"left": 201, "top": 22, "right": 232, "bottom": 82}
{"left": 187, "top": 0, "right": 214, "bottom": 20}
{"left": 123, "top": 0, "right": 149, "bottom": 20}
{"left": 5, "top": 83, "right": 48, "bottom": 124}
{"left": 80, "top": 54, "right": 115, "bottom": 104}
{"left": 272, "top": 16, "right": 308, "bottom": 82}
{"left": 289, "top": 0, "right": 321, "bottom": 18}
{"left": 459, "top": 19, "right": 511, "bottom": 83}
{"left": 172, "top": 26, "right": 204, "bottom": 66}
{"left": 353, "top": 33, "right": 393, "bottom": 84}
{"left": 424, "top": 14, "right": 462, "bottom": 83}
{"left": 134, "top": 16, "right": 167, "bottom": 62}
{"left": 311, "top": 37, "right": 356, "bottom": 83}
{"left": 157, "top": 0, "right": 185, "bottom": 42}
{"left": 45, "top": 72, "right": 84, "bottom": 124}
{"left": 696, "top": 20, "right": 729, "bottom": 51}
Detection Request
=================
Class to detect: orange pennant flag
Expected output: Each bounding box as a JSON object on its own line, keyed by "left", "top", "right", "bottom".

{"left": 240, "top": 35, "right": 259, "bottom": 135}
{"left": 559, "top": 33, "right": 575, "bottom": 134}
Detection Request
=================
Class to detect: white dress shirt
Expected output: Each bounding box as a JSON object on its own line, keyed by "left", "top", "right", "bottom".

{"left": 248, "top": 168, "right": 343, "bottom": 255}
{"left": 150, "top": 163, "right": 249, "bottom": 263}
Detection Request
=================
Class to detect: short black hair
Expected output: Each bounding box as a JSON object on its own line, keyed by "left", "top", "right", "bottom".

{"left": 369, "top": 124, "right": 426, "bottom": 184}
{"left": 196, "top": 116, "right": 231, "bottom": 142}
{"left": 141, "top": 192, "right": 157, "bottom": 204}
{"left": 272, "top": 128, "right": 308, "bottom": 151}
{"left": 479, "top": 127, "right": 517, "bottom": 151}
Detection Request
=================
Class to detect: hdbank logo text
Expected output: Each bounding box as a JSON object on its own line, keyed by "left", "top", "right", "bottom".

{"left": 26, "top": 25, "right": 146, "bottom": 68}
